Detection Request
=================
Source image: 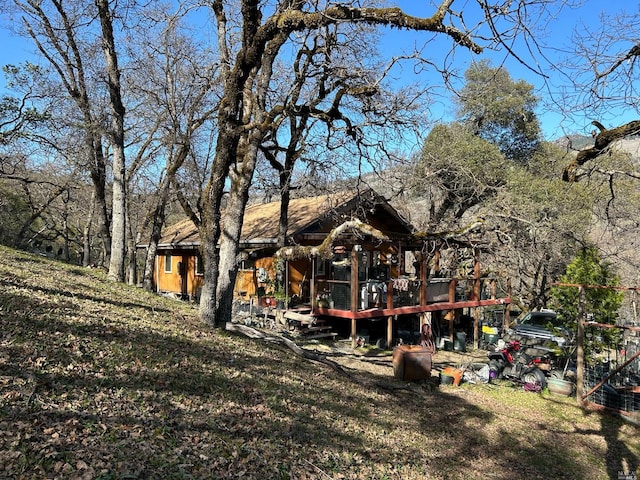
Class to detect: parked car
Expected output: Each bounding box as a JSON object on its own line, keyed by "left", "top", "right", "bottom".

{"left": 507, "top": 309, "right": 572, "bottom": 346}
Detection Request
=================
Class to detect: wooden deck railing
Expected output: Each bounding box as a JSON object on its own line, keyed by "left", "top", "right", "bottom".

{"left": 314, "top": 277, "right": 509, "bottom": 319}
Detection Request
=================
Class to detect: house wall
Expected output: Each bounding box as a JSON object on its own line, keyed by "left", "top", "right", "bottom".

{"left": 154, "top": 252, "right": 300, "bottom": 302}
{"left": 155, "top": 253, "right": 182, "bottom": 294}
{"left": 154, "top": 242, "right": 407, "bottom": 305}
{"left": 235, "top": 257, "right": 273, "bottom": 299}
{"left": 234, "top": 257, "right": 312, "bottom": 301}
{"left": 186, "top": 256, "right": 203, "bottom": 298}
{"left": 155, "top": 251, "right": 203, "bottom": 299}
{"left": 288, "top": 259, "right": 312, "bottom": 298}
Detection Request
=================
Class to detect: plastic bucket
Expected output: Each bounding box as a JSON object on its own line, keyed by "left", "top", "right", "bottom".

{"left": 484, "top": 333, "right": 499, "bottom": 344}
{"left": 547, "top": 378, "right": 574, "bottom": 396}
{"left": 441, "top": 366, "right": 463, "bottom": 386}
{"left": 440, "top": 373, "right": 454, "bottom": 385}
{"left": 454, "top": 332, "right": 466, "bottom": 352}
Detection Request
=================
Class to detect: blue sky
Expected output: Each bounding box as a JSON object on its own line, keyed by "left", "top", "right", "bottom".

{"left": 0, "top": 1, "right": 636, "bottom": 141}
{"left": 382, "top": 0, "right": 639, "bottom": 140}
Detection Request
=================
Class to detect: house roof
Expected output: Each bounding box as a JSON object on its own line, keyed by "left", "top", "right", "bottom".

{"left": 155, "top": 189, "right": 414, "bottom": 250}
{"left": 156, "top": 218, "right": 201, "bottom": 248}
{"left": 241, "top": 191, "right": 355, "bottom": 243}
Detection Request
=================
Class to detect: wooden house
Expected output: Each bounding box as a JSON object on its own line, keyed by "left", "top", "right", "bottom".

{"left": 147, "top": 189, "right": 511, "bottom": 347}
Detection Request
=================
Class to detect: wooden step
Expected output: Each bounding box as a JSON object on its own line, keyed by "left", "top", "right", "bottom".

{"left": 286, "top": 305, "right": 312, "bottom": 316}
{"left": 284, "top": 310, "right": 316, "bottom": 324}
{"left": 304, "top": 332, "right": 339, "bottom": 340}
{"left": 303, "top": 325, "right": 332, "bottom": 332}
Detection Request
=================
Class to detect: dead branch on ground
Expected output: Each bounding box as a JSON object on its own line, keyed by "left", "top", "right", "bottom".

{"left": 225, "top": 322, "right": 416, "bottom": 393}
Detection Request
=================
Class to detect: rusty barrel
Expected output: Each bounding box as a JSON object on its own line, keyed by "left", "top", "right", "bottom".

{"left": 392, "top": 345, "right": 432, "bottom": 381}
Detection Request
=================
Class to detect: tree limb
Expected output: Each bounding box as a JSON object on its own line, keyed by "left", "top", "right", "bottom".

{"left": 226, "top": 322, "right": 352, "bottom": 376}
{"left": 274, "top": 219, "right": 390, "bottom": 262}
{"left": 225, "top": 323, "right": 416, "bottom": 393}
{"left": 264, "top": 4, "right": 482, "bottom": 54}
{"left": 596, "top": 43, "right": 640, "bottom": 80}
{"left": 563, "top": 119, "right": 640, "bottom": 182}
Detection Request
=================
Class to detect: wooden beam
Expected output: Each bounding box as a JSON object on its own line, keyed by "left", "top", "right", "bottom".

{"left": 505, "top": 278, "right": 511, "bottom": 330}
{"left": 419, "top": 253, "right": 427, "bottom": 306}
{"left": 284, "top": 311, "right": 316, "bottom": 324}
{"left": 473, "top": 248, "right": 481, "bottom": 349}
{"left": 351, "top": 318, "right": 357, "bottom": 347}
{"left": 351, "top": 248, "right": 359, "bottom": 314}
{"left": 387, "top": 273, "right": 394, "bottom": 348}
{"left": 314, "top": 297, "right": 510, "bottom": 320}
{"left": 310, "top": 257, "right": 316, "bottom": 310}
{"left": 577, "top": 286, "right": 586, "bottom": 401}
{"left": 448, "top": 280, "right": 457, "bottom": 343}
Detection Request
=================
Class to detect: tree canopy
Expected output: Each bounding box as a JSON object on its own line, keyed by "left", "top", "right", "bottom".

{"left": 456, "top": 60, "right": 542, "bottom": 163}
{"left": 550, "top": 247, "right": 624, "bottom": 360}
{"left": 410, "top": 61, "right": 598, "bottom": 311}
{"left": 414, "top": 122, "right": 504, "bottom": 223}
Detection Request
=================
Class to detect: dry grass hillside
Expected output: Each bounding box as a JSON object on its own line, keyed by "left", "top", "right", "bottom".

{"left": 0, "top": 245, "right": 638, "bottom": 479}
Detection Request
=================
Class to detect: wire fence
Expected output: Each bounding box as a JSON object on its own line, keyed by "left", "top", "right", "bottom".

{"left": 582, "top": 327, "right": 640, "bottom": 416}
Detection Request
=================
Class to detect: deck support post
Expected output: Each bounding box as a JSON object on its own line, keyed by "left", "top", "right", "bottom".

{"left": 350, "top": 247, "right": 359, "bottom": 347}
{"left": 310, "top": 257, "right": 317, "bottom": 311}
{"left": 473, "top": 248, "right": 481, "bottom": 349}
{"left": 447, "top": 280, "right": 457, "bottom": 342}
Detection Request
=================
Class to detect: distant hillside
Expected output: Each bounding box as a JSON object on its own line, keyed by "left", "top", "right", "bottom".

{"left": 554, "top": 134, "right": 595, "bottom": 151}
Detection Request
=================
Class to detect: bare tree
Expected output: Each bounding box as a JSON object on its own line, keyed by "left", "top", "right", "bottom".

{"left": 549, "top": 9, "right": 640, "bottom": 295}
{"left": 196, "top": 1, "right": 566, "bottom": 328}
{"left": 12, "top": 0, "right": 115, "bottom": 267}
{"left": 0, "top": 64, "right": 48, "bottom": 146}
{"left": 553, "top": 8, "right": 640, "bottom": 131}
{"left": 96, "top": 0, "right": 127, "bottom": 281}
{"left": 120, "top": 4, "right": 220, "bottom": 290}
{"left": 260, "top": 24, "right": 433, "bottom": 247}
{"left": 0, "top": 62, "right": 96, "bottom": 259}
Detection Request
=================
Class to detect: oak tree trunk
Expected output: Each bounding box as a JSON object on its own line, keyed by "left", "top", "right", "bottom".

{"left": 97, "top": 0, "right": 127, "bottom": 282}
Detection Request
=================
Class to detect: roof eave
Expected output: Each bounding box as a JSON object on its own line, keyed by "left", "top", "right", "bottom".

{"left": 154, "top": 238, "right": 281, "bottom": 250}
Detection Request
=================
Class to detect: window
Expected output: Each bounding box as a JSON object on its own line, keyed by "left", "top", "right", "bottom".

{"left": 196, "top": 255, "right": 204, "bottom": 275}
{"left": 405, "top": 251, "right": 418, "bottom": 275}
{"left": 239, "top": 258, "right": 255, "bottom": 271}
{"left": 316, "top": 258, "right": 325, "bottom": 276}
{"left": 164, "top": 254, "right": 172, "bottom": 273}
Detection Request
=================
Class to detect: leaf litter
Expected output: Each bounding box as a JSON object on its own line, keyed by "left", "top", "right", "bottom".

{"left": 0, "top": 245, "right": 638, "bottom": 479}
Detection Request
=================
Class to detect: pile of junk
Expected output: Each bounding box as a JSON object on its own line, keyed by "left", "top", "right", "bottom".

{"left": 392, "top": 310, "right": 640, "bottom": 417}
{"left": 392, "top": 315, "right": 577, "bottom": 396}
{"left": 392, "top": 339, "right": 574, "bottom": 395}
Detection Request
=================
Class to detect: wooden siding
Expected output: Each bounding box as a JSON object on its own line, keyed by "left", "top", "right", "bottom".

{"left": 155, "top": 252, "right": 203, "bottom": 299}
{"left": 236, "top": 258, "right": 312, "bottom": 300}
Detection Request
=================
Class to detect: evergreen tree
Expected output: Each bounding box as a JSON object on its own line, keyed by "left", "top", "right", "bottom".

{"left": 550, "top": 247, "right": 624, "bottom": 360}
{"left": 457, "top": 60, "right": 542, "bottom": 163}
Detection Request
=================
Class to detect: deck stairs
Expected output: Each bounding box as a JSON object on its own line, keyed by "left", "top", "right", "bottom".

{"left": 284, "top": 308, "right": 338, "bottom": 340}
